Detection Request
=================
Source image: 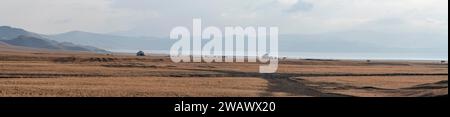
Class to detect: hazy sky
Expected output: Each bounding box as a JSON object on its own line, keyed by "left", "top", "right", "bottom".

{"left": 0, "top": 0, "right": 447, "bottom": 37}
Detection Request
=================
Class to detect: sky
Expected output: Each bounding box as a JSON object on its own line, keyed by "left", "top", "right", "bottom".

{"left": 0, "top": 0, "right": 448, "bottom": 59}
{"left": 0, "top": 0, "right": 447, "bottom": 36}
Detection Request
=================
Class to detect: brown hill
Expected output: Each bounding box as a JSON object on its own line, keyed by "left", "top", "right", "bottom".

{"left": 0, "top": 40, "right": 42, "bottom": 52}
{"left": 1, "top": 35, "right": 108, "bottom": 53}
{"left": 0, "top": 26, "right": 109, "bottom": 53}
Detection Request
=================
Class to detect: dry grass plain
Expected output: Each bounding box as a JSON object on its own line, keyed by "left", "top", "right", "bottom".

{"left": 0, "top": 48, "right": 448, "bottom": 97}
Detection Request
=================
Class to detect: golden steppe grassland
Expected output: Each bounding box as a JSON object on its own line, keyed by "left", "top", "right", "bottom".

{"left": 0, "top": 47, "right": 447, "bottom": 97}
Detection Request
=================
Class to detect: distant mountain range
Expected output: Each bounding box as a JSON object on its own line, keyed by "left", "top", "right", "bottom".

{"left": 1, "top": 25, "right": 447, "bottom": 59}
{"left": 0, "top": 38, "right": 51, "bottom": 52}
{"left": 4, "top": 35, "right": 107, "bottom": 52}
{"left": 46, "top": 28, "right": 447, "bottom": 55}
{"left": 47, "top": 31, "right": 175, "bottom": 51}
{"left": 0, "top": 26, "right": 42, "bottom": 40}
{"left": 0, "top": 26, "right": 108, "bottom": 53}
